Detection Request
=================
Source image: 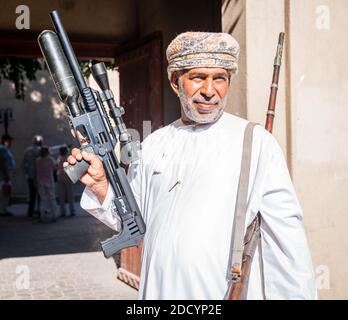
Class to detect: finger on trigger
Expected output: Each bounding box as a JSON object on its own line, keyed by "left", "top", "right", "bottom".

{"left": 82, "top": 151, "right": 101, "bottom": 168}
{"left": 81, "top": 150, "right": 94, "bottom": 162}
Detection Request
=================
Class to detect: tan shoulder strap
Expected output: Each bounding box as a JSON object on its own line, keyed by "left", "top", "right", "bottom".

{"left": 228, "top": 122, "right": 258, "bottom": 283}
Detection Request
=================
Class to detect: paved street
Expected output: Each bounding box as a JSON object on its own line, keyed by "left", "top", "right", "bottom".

{"left": 0, "top": 202, "right": 137, "bottom": 300}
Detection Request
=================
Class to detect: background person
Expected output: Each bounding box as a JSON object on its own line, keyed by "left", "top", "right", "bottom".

{"left": 57, "top": 146, "right": 75, "bottom": 217}
{"left": 22, "top": 134, "right": 43, "bottom": 218}
{"left": 36, "top": 145, "right": 57, "bottom": 222}
{"left": 0, "top": 134, "right": 15, "bottom": 216}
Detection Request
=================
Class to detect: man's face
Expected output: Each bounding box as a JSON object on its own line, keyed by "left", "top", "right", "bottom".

{"left": 173, "top": 67, "right": 230, "bottom": 124}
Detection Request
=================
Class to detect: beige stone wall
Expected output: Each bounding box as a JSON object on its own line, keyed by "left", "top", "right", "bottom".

{"left": 222, "top": 0, "right": 247, "bottom": 119}
{"left": 223, "top": 0, "right": 348, "bottom": 299}
{"left": 289, "top": 0, "right": 348, "bottom": 300}
{"left": 245, "top": 0, "right": 288, "bottom": 154}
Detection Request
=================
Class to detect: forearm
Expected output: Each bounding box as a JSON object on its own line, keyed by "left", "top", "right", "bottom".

{"left": 80, "top": 184, "right": 121, "bottom": 232}
{"left": 89, "top": 179, "right": 109, "bottom": 204}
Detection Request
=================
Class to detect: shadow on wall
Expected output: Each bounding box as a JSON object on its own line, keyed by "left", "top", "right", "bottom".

{"left": 0, "top": 68, "right": 76, "bottom": 196}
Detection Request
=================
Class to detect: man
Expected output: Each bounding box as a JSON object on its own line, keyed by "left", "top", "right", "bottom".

{"left": 22, "top": 135, "right": 43, "bottom": 217}
{"left": 36, "top": 146, "right": 57, "bottom": 222}
{"left": 0, "top": 134, "right": 15, "bottom": 216}
{"left": 66, "top": 32, "right": 317, "bottom": 299}
{"left": 56, "top": 146, "right": 75, "bottom": 217}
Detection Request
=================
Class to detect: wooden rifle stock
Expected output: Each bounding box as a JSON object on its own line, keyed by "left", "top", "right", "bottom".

{"left": 227, "top": 32, "right": 285, "bottom": 300}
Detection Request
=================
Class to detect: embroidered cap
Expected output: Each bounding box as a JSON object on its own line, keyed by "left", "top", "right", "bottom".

{"left": 166, "top": 31, "right": 240, "bottom": 79}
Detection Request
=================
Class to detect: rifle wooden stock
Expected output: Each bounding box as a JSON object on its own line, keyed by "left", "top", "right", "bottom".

{"left": 227, "top": 33, "right": 285, "bottom": 300}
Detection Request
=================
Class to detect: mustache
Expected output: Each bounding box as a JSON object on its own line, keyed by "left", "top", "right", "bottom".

{"left": 177, "top": 83, "right": 225, "bottom": 106}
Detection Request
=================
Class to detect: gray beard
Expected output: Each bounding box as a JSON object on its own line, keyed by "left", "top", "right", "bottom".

{"left": 178, "top": 83, "right": 227, "bottom": 125}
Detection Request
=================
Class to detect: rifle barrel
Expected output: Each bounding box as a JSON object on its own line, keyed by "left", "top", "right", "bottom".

{"left": 50, "top": 10, "right": 97, "bottom": 112}
{"left": 265, "top": 32, "right": 285, "bottom": 133}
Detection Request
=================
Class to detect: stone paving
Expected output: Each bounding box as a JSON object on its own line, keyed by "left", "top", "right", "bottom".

{"left": 0, "top": 202, "right": 137, "bottom": 300}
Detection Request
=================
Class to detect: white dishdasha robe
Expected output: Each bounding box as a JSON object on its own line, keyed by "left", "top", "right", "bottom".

{"left": 80, "top": 112, "right": 317, "bottom": 300}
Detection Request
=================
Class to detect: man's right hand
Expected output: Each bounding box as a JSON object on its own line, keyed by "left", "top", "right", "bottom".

{"left": 64, "top": 148, "right": 109, "bottom": 204}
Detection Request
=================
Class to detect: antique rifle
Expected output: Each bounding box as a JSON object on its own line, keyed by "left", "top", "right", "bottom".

{"left": 227, "top": 32, "right": 285, "bottom": 300}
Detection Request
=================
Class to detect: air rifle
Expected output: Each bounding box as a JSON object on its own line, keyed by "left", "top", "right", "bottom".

{"left": 38, "top": 10, "right": 146, "bottom": 258}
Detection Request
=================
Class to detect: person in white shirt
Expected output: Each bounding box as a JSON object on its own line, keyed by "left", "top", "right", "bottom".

{"left": 65, "top": 32, "right": 317, "bottom": 300}
{"left": 36, "top": 145, "right": 57, "bottom": 222}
